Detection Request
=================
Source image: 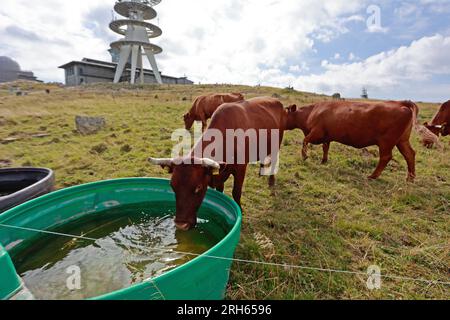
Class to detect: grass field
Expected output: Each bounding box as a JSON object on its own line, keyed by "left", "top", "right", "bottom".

{"left": 0, "top": 82, "right": 449, "bottom": 299}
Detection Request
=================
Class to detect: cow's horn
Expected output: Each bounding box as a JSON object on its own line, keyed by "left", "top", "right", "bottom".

{"left": 435, "top": 125, "right": 443, "bottom": 129}
{"left": 148, "top": 157, "right": 174, "bottom": 166}
{"left": 200, "top": 158, "right": 221, "bottom": 170}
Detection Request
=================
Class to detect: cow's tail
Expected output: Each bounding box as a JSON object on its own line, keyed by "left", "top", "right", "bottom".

{"left": 403, "top": 101, "right": 419, "bottom": 129}
{"left": 404, "top": 101, "right": 440, "bottom": 144}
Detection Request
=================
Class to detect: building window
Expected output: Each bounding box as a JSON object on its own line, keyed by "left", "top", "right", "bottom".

{"left": 67, "top": 67, "right": 74, "bottom": 76}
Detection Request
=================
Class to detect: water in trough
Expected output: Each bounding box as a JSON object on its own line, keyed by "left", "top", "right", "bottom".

{"left": 12, "top": 202, "right": 224, "bottom": 300}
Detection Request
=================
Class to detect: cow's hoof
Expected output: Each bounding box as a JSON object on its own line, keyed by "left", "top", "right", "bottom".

{"left": 321, "top": 160, "right": 328, "bottom": 165}
{"left": 367, "top": 175, "right": 378, "bottom": 180}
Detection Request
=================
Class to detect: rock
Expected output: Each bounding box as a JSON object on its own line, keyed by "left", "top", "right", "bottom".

{"left": 75, "top": 116, "right": 106, "bottom": 135}
{"left": 1, "top": 137, "right": 22, "bottom": 144}
{"left": 32, "top": 133, "right": 50, "bottom": 138}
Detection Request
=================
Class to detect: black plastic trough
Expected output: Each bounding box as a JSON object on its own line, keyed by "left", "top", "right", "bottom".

{"left": 0, "top": 168, "right": 55, "bottom": 213}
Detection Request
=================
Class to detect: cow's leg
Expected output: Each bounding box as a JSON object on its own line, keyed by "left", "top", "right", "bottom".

{"left": 368, "top": 145, "right": 393, "bottom": 180}
{"left": 202, "top": 121, "right": 207, "bottom": 132}
{"left": 211, "top": 169, "right": 232, "bottom": 193}
{"left": 268, "top": 175, "right": 275, "bottom": 187}
{"left": 322, "top": 143, "right": 331, "bottom": 164}
{"left": 397, "top": 141, "right": 416, "bottom": 182}
{"left": 216, "top": 171, "right": 232, "bottom": 193}
{"left": 302, "top": 130, "right": 323, "bottom": 161}
{"left": 232, "top": 165, "right": 247, "bottom": 207}
{"left": 260, "top": 155, "right": 277, "bottom": 187}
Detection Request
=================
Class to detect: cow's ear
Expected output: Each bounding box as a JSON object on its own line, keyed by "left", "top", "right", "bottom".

{"left": 208, "top": 163, "right": 226, "bottom": 176}
{"left": 423, "top": 122, "right": 429, "bottom": 126}
{"left": 287, "top": 104, "right": 297, "bottom": 113}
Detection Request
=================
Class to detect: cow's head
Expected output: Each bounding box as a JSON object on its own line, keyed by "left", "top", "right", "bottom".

{"left": 232, "top": 93, "right": 245, "bottom": 101}
{"left": 287, "top": 104, "right": 298, "bottom": 113}
{"left": 424, "top": 122, "right": 447, "bottom": 136}
{"left": 183, "top": 113, "right": 195, "bottom": 130}
{"left": 149, "top": 157, "right": 221, "bottom": 231}
{"left": 285, "top": 104, "right": 298, "bottom": 130}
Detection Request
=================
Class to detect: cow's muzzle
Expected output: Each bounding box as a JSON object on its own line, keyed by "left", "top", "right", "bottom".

{"left": 175, "top": 222, "right": 192, "bottom": 231}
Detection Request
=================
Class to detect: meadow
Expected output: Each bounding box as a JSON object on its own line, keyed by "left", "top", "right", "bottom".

{"left": 0, "top": 82, "right": 448, "bottom": 299}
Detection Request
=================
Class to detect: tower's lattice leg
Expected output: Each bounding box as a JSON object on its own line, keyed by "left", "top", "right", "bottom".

{"left": 114, "top": 45, "right": 132, "bottom": 83}
{"left": 138, "top": 49, "right": 145, "bottom": 84}
{"left": 110, "top": 1, "right": 164, "bottom": 85}
{"left": 144, "top": 48, "right": 163, "bottom": 84}
{"left": 130, "top": 45, "right": 139, "bottom": 84}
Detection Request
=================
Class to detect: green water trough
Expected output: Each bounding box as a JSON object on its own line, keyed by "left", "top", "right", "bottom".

{"left": 0, "top": 178, "right": 242, "bottom": 300}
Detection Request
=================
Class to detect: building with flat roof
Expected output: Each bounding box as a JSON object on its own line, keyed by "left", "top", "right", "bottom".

{"left": 59, "top": 58, "right": 193, "bottom": 86}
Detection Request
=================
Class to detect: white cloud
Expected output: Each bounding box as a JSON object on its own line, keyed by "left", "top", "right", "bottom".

{"left": 289, "top": 63, "right": 309, "bottom": 73}
{"left": 395, "top": 2, "right": 420, "bottom": 19}
{"left": 420, "top": 0, "right": 450, "bottom": 13}
{"left": 157, "top": 0, "right": 368, "bottom": 85}
{"left": 0, "top": 0, "right": 113, "bottom": 80}
{"left": 0, "top": 0, "right": 368, "bottom": 85}
{"left": 0, "top": 1, "right": 449, "bottom": 101}
{"left": 293, "top": 34, "right": 450, "bottom": 101}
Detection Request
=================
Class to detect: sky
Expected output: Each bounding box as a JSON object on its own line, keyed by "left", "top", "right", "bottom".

{"left": 0, "top": 0, "right": 450, "bottom": 102}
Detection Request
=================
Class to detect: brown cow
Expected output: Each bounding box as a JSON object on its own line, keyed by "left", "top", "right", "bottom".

{"left": 184, "top": 93, "right": 244, "bottom": 131}
{"left": 150, "top": 97, "right": 286, "bottom": 230}
{"left": 424, "top": 100, "right": 450, "bottom": 138}
{"left": 285, "top": 100, "right": 420, "bottom": 182}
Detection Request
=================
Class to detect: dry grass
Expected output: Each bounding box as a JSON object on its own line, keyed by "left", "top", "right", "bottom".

{"left": 0, "top": 82, "right": 449, "bottom": 300}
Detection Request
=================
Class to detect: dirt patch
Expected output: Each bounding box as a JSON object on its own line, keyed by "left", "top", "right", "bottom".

{"left": 120, "top": 144, "right": 132, "bottom": 153}
{"left": 90, "top": 143, "right": 108, "bottom": 154}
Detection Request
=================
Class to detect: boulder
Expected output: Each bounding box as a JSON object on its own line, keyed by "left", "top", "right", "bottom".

{"left": 75, "top": 116, "right": 106, "bottom": 135}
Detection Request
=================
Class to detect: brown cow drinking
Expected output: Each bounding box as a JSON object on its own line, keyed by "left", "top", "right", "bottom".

{"left": 424, "top": 100, "right": 450, "bottom": 138}
{"left": 184, "top": 93, "right": 245, "bottom": 131}
{"left": 151, "top": 97, "right": 286, "bottom": 230}
{"left": 285, "top": 100, "right": 420, "bottom": 182}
